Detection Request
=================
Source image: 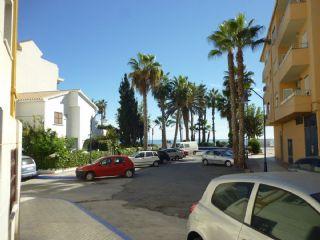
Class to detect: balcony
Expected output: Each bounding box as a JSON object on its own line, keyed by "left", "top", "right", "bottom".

{"left": 276, "top": 0, "right": 307, "bottom": 47}
{"left": 275, "top": 43, "right": 309, "bottom": 83}
{"left": 275, "top": 89, "right": 312, "bottom": 122}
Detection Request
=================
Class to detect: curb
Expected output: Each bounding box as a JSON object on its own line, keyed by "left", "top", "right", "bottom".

{"left": 37, "top": 167, "right": 77, "bottom": 175}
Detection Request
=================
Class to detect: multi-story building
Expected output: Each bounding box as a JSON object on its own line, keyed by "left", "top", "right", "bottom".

{"left": 15, "top": 40, "right": 101, "bottom": 149}
{"left": 0, "top": 0, "right": 22, "bottom": 239}
{"left": 261, "top": 0, "right": 320, "bottom": 163}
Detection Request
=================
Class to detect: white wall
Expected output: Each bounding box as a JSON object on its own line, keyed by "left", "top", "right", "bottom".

{"left": 16, "top": 41, "right": 60, "bottom": 93}
{"left": 44, "top": 95, "right": 67, "bottom": 137}
{"left": 0, "top": 1, "right": 22, "bottom": 239}
{"left": 16, "top": 101, "right": 45, "bottom": 126}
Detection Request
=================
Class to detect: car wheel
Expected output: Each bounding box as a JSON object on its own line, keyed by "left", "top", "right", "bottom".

{"left": 225, "top": 160, "right": 232, "bottom": 167}
{"left": 153, "top": 161, "right": 159, "bottom": 167}
{"left": 175, "top": 156, "right": 179, "bottom": 161}
{"left": 203, "top": 159, "right": 209, "bottom": 166}
{"left": 85, "top": 172, "right": 95, "bottom": 181}
{"left": 125, "top": 169, "right": 134, "bottom": 178}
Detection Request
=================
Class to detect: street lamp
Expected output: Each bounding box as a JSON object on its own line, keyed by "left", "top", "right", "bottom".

{"left": 250, "top": 88, "right": 268, "bottom": 172}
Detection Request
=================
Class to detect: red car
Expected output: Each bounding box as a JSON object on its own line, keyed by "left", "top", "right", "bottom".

{"left": 76, "top": 155, "right": 135, "bottom": 181}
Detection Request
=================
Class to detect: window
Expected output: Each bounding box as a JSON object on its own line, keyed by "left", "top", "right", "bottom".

{"left": 4, "top": 0, "right": 13, "bottom": 50}
{"left": 211, "top": 182, "right": 254, "bottom": 222}
{"left": 251, "top": 184, "right": 320, "bottom": 240}
{"left": 213, "top": 150, "right": 222, "bottom": 156}
{"left": 153, "top": 152, "right": 158, "bottom": 156}
{"left": 10, "top": 149, "right": 17, "bottom": 212}
{"left": 114, "top": 157, "right": 124, "bottom": 164}
{"left": 100, "top": 158, "right": 112, "bottom": 166}
{"left": 54, "top": 112, "right": 63, "bottom": 125}
{"left": 146, "top": 152, "right": 153, "bottom": 157}
{"left": 135, "top": 152, "right": 144, "bottom": 158}
{"left": 22, "top": 157, "right": 34, "bottom": 165}
{"left": 185, "top": 144, "right": 190, "bottom": 148}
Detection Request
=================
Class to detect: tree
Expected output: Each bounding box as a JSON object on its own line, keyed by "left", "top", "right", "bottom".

{"left": 229, "top": 13, "right": 264, "bottom": 168}
{"left": 152, "top": 73, "right": 172, "bottom": 148}
{"left": 128, "top": 53, "right": 163, "bottom": 150}
{"left": 94, "top": 99, "right": 107, "bottom": 122}
{"left": 194, "top": 84, "right": 207, "bottom": 144}
{"left": 206, "top": 88, "right": 219, "bottom": 146}
{"left": 167, "top": 75, "right": 190, "bottom": 147}
{"left": 117, "top": 74, "right": 140, "bottom": 146}
{"left": 245, "top": 104, "right": 264, "bottom": 139}
{"left": 208, "top": 20, "right": 239, "bottom": 165}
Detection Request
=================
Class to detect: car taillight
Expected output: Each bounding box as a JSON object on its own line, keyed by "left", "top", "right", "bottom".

{"left": 189, "top": 202, "right": 198, "bottom": 213}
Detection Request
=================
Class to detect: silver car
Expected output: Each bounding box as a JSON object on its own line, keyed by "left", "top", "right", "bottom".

{"left": 187, "top": 172, "right": 320, "bottom": 240}
{"left": 202, "top": 149, "right": 234, "bottom": 167}
{"left": 21, "top": 156, "right": 37, "bottom": 179}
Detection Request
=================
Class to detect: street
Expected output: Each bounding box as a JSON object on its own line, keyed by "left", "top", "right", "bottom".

{"left": 21, "top": 157, "right": 243, "bottom": 240}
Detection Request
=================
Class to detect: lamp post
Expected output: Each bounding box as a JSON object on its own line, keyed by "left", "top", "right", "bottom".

{"left": 251, "top": 88, "right": 268, "bottom": 172}
{"left": 89, "top": 112, "right": 99, "bottom": 164}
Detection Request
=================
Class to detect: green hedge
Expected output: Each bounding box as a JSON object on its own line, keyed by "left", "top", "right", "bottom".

{"left": 248, "top": 139, "right": 261, "bottom": 154}
{"left": 35, "top": 148, "right": 138, "bottom": 170}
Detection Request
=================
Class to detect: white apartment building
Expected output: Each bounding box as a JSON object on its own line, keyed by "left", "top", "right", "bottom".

{"left": 0, "top": 0, "right": 22, "bottom": 239}
{"left": 15, "top": 40, "right": 100, "bottom": 149}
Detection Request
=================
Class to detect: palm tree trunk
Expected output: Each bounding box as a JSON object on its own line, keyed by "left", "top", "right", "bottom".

{"left": 237, "top": 48, "right": 245, "bottom": 169}
{"left": 143, "top": 91, "right": 148, "bottom": 150}
{"left": 173, "top": 110, "right": 180, "bottom": 147}
{"left": 182, "top": 108, "right": 190, "bottom": 141}
{"left": 160, "top": 102, "right": 167, "bottom": 149}
{"left": 212, "top": 106, "right": 216, "bottom": 146}
{"left": 228, "top": 50, "right": 239, "bottom": 166}
{"left": 202, "top": 109, "right": 206, "bottom": 143}
{"left": 207, "top": 130, "right": 210, "bottom": 143}
{"left": 179, "top": 116, "right": 183, "bottom": 142}
{"left": 190, "top": 111, "right": 194, "bottom": 141}
{"left": 197, "top": 115, "right": 201, "bottom": 144}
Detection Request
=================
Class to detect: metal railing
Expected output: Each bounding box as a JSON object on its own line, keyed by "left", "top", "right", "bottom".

{"left": 278, "top": 42, "right": 308, "bottom": 67}
{"left": 280, "top": 89, "right": 311, "bottom": 105}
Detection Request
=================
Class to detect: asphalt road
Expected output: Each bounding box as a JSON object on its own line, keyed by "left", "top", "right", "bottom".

{"left": 21, "top": 157, "right": 242, "bottom": 240}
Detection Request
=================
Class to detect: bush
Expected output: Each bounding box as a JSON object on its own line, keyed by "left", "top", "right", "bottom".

{"left": 248, "top": 138, "right": 261, "bottom": 154}
{"left": 216, "top": 140, "right": 229, "bottom": 147}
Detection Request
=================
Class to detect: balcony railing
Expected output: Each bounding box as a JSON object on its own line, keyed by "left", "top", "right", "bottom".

{"left": 278, "top": 42, "right": 308, "bottom": 67}
{"left": 281, "top": 89, "right": 311, "bottom": 105}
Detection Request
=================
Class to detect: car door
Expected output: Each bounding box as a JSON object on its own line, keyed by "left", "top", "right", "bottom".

{"left": 213, "top": 150, "right": 223, "bottom": 164}
{"left": 95, "top": 158, "right": 113, "bottom": 177}
{"left": 113, "top": 156, "right": 127, "bottom": 175}
{"left": 133, "top": 152, "right": 145, "bottom": 166}
{"left": 238, "top": 184, "right": 320, "bottom": 240}
{"left": 206, "top": 151, "right": 215, "bottom": 163}
{"left": 205, "top": 182, "right": 254, "bottom": 240}
{"left": 145, "top": 151, "right": 154, "bottom": 165}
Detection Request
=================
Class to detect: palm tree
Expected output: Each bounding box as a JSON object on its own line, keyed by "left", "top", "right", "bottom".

{"left": 229, "top": 13, "right": 264, "bottom": 168}
{"left": 206, "top": 88, "right": 219, "bottom": 146}
{"left": 94, "top": 99, "right": 107, "bottom": 122}
{"left": 128, "top": 53, "right": 163, "bottom": 150}
{"left": 152, "top": 73, "right": 172, "bottom": 148}
{"left": 188, "top": 83, "right": 197, "bottom": 141}
{"left": 208, "top": 20, "right": 239, "bottom": 165}
{"left": 167, "top": 75, "right": 190, "bottom": 147}
{"left": 194, "top": 84, "right": 207, "bottom": 144}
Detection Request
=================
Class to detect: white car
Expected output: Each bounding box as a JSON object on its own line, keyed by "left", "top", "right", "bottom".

{"left": 130, "top": 151, "right": 160, "bottom": 167}
{"left": 187, "top": 172, "right": 320, "bottom": 240}
{"left": 176, "top": 141, "right": 198, "bottom": 155}
{"left": 202, "top": 149, "right": 234, "bottom": 167}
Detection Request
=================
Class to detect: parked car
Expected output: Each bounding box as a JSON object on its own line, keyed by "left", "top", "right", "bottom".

{"left": 76, "top": 155, "right": 135, "bottom": 181}
{"left": 187, "top": 172, "right": 320, "bottom": 240}
{"left": 202, "top": 149, "right": 234, "bottom": 167}
{"left": 288, "top": 156, "right": 320, "bottom": 173}
{"left": 163, "top": 148, "right": 184, "bottom": 160}
{"left": 21, "top": 156, "right": 37, "bottom": 179}
{"left": 130, "top": 151, "right": 160, "bottom": 167}
{"left": 176, "top": 141, "right": 198, "bottom": 155}
{"left": 157, "top": 150, "right": 171, "bottom": 163}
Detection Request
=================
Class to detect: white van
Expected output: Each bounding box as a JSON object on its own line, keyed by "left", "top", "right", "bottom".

{"left": 175, "top": 141, "right": 198, "bottom": 155}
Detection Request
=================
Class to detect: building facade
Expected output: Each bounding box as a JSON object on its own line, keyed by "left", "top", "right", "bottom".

{"left": 0, "top": 0, "right": 22, "bottom": 239}
{"left": 261, "top": 0, "right": 320, "bottom": 163}
{"left": 15, "top": 40, "right": 99, "bottom": 149}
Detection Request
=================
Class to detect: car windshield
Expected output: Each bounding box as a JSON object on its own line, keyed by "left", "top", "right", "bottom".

{"left": 22, "top": 157, "right": 34, "bottom": 165}
{"left": 93, "top": 157, "right": 106, "bottom": 164}
{"left": 311, "top": 192, "right": 320, "bottom": 203}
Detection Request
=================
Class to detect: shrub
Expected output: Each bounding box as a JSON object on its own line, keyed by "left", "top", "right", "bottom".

{"left": 248, "top": 138, "right": 261, "bottom": 154}
{"left": 216, "top": 140, "right": 228, "bottom": 147}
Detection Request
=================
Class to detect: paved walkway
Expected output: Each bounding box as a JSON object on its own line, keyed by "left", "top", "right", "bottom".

{"left": 247, "top": 155, "right": 287, "bottom": 172}
{"left": 20, "top": 197, "right": 130, "bottom": 240}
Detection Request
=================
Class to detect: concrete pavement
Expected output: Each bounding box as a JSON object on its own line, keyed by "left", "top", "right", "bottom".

{"left": 20, "top": 197, "right": 129, "bottom": 240}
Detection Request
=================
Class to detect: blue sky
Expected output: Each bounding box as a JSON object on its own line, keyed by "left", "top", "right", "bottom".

{"left": 19, "top": 0, "right": 275, "bottom": 140}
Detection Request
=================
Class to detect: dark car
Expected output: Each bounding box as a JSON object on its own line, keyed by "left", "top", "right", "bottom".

{"left": 76, "top": 155, "right": 135, "bottom": 181}
{"left": 289, "top": 157, "right": 320, "bottom": 173}
{"left": 157, "top": 150, "right": 171, "bottom": 163}
{"left": 162, "top": 148, "right": 184, "bottom": 160}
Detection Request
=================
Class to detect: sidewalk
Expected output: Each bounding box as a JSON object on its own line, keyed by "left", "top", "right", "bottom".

{"left": 246, "top": 155, "right": 287, "bottom": 172}
{"left": 20, "top": 197, "right": 130, "bottom": 240}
